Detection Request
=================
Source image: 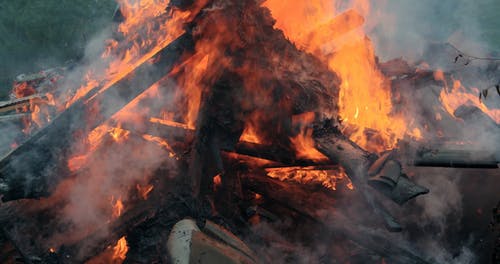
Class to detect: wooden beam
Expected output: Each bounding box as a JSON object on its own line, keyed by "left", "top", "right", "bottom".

{"left": 0, "top": 94, "right": 47, "bottom": 113}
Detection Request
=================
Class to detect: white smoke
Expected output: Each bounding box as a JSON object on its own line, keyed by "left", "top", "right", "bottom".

{"left": 357, "top": 1, "right": 499, "bottom": 263}
{"left": 364, "top": 0, "right": 493, "bottom": 62}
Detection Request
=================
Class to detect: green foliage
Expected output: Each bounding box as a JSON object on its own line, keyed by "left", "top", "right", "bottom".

{"left": 0, "top": 0, "right": 116, "bottom": 98}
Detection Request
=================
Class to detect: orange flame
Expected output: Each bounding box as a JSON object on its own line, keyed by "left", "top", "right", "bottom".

{"left": 174, "top": 54, "right": 210, "bottom": 128}
{"left": 435, "top": 70, "right": 500, "bottom": 123}
{"left": 65, "top": 0, "right": 196, "bottom": 108}
{"left": 213, "top": 174, "right": 222, "bottom": 190}
{"left": 239, "top": 124, "right": 263, "bottom": 144}
{"left": 112, "top": 236, "right": 128, "bottom": 262}
{"left": 67, "top": 155, "right": 88, "bottom": 172}
{"left": 263, "top": 0, "right": 408, "bottom": 152}
{"left": 111, "top": 197, "right": 124, "bottom": 219}
{"left": 150, "top": 117, "right": 193, "bottom": 130}
{"left": 142, "top": 134, "right": 176, "bottom": 158}
{"left": 136, "top": 184, "right": 154, "bottom": 200}
{"left": 290, "top": 112, "right": 328, "bottom": 161}
{"left": 109, "top": 126, "right": 131, "bottom": 143}
{"left": 290, "top": 129, "right": 328, "bottom": 161}
{"left": 67, "top": 124, "right": 112, "bottom": 172}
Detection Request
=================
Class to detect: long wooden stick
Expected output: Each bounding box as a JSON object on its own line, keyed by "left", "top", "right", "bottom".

{"left": 0, "top": 94, "right": 47, "bottom": 113}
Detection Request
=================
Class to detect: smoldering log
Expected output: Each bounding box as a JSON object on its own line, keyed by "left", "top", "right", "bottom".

{"left": 0, "top": 33, "right": 194, "bottom": 202}
{"left": 400, "top": 138, "right": 500, "bottom": 169}
{"left": 312, "top": 121, "right": 428, "bottom": 231}
{"left": 122, "top": 118, "right": 334, "bottom": 167}
{"left": 241, "top": 174, "right": 431, "bottom": 264}
{"left": 312, "top": 121, "right": 373, "bottom": 185}
{"left": 132, "top": 116, "right": 498, "bottom": 171}
{"left": 412, "top": 148, "right": 499, "bottom": 168}
{"left": 313, "top": 121, "right": 429, "bottom": 203}
{"left": 234, "top": 141, "right": 333, "bottom": 167}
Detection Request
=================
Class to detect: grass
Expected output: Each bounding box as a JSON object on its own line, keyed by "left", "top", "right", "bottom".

{"left": 0, "top": 0, "right": 116, "bottom": 99}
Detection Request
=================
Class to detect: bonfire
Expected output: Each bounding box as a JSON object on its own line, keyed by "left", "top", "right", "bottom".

{"left": 0, "top": 0, "right": 498, "bottom": 263}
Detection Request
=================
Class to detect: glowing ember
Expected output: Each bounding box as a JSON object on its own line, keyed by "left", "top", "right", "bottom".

{"left": 112, "top": 236, "right": 128, "bottom": 262}
{"left": 136, "top": 184, "right": 154, "bottom": 200}
{"left": 88, "top": 125, "right": 113, "bottom": 149}
{"left": 111, "top": 197, "right": 124, "bottom": 219}
{"left": 13, "top": 82, "right": 36, "bottom": 98}
{"left": 150, "top": 117, "right": 193, "bottom": 130}
{"left": 67, "top": 155, "right": 87, "bottom": 172}
{"left": 213, "top": 174, "right": 222, "bottom": 190}
{"left": 109, "top": 126, "right": 131, "bottom": 143}
{"left": 142, "top": 134, "right": 176, "bottom": 158}
{"left": 266, "top": 166, "right": 351, "bottom": 191}
{"left": 239, "top": 124, "right": 262, "bottom": 144}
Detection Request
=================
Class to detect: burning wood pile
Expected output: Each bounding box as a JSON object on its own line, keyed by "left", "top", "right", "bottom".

{"left": 0, "top": 0, "right": 498, "bottom": 263}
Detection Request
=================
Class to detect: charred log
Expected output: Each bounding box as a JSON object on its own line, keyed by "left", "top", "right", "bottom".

{"left": 187, "top": 72, "right": 246, "bottom": 197}
{"left": 312, "top": 121, "right": 429, "bottom": 231}
{"left": 400, "top": 139, "right": 500, "bottom": 169}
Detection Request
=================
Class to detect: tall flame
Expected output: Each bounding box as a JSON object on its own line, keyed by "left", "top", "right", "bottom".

{"left": 65, "top": 0, "right": 193, "bottom": 107}
{"left": 263, "top": 0, "right": 407, "bottom": 152}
